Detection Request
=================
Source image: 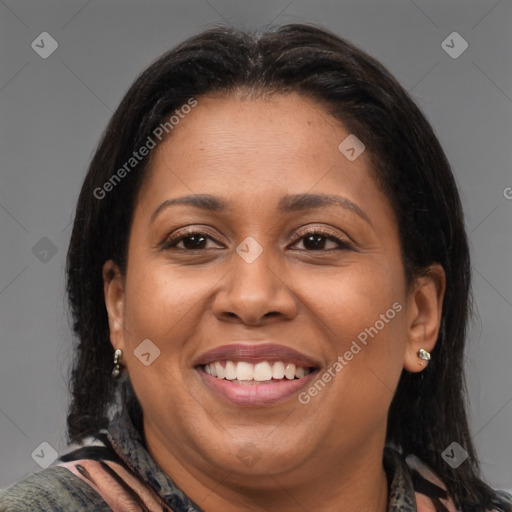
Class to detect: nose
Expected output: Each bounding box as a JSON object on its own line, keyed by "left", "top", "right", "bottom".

{"left": 212, "top": 248, "right": 298, "bottom": 326}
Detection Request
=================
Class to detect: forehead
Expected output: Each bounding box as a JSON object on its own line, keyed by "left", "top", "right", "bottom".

{"left": 138, "top": 92, "right": 380, "bottom": 210}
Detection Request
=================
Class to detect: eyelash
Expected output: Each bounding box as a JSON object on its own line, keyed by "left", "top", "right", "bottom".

{"left": 160, "top": 227, "right": 352, "bottom": 252}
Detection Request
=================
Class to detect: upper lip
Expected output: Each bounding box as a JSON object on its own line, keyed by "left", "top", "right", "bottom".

{"left": 193, "top": 343, "right": 321, "bottom": 368}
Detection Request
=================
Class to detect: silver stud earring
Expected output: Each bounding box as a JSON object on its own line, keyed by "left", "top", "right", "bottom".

{"left": 112, "top": 349, "right": 123, "bottom": 378}
{"left": 417, "top": 348, "right": 431, "bottom": 366}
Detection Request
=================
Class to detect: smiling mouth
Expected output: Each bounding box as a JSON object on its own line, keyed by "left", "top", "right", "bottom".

{"left": 193, "top": 343, "right": 321, "bottom": 404}
{"left": 200, "top": 360, "right": 315, "bottom": 385}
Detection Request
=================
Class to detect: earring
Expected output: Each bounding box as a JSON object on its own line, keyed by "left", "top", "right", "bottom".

{"left": 112, "top": 349, "right": 123, "bottom": 378}
{"left": 417, "top": 348, "right": 431, "bottom": 366}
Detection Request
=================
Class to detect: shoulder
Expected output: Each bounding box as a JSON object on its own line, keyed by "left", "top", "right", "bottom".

{"left": 0, "top": 466, "right": 110, "bottom": 512}
{"left": 384, "top": 447, "right": 512, "bottom": 512}
{"left": 493, "top": 490, "right": 512, "bottom": 511}
{"left": 404, "top": 452, "right": 512, "bottom": 512}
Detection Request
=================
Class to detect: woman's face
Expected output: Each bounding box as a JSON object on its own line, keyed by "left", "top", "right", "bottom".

{"left": 104, "top": 92, "right": 444, "bottom": 490}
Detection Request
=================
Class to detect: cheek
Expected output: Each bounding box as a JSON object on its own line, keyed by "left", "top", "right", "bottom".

{"left": 298, "top": 260, "right": 407, "bottom": 417}
{"left": 123, "top": 262, "right": 215, "bottom": 342}
{"left": 304, "top": 257, "right": 405, "bottom": 340}
{"left": 119, "top": 264, "right": 207, "bottom": 423}
{"left": 119, "top": 260, "right": 230, "bottom": 403}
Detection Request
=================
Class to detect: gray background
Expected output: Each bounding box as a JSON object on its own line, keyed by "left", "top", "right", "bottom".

{"left": 1, "top": 0, "right": 511, "bottom": 492}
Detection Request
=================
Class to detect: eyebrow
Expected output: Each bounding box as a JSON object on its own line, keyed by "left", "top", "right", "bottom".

{"left": 150, "top": 193, "right": 371, "bottom": 225}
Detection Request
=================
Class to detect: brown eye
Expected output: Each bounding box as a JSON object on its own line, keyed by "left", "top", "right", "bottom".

{"left": 177, "top": 234, "right": 208, "bottom": 250}
{"left": 161, "top": 231, "right": 222, "bottom": 251}
{"left": 291, "top": 230, "right": 351, "bottom": 251}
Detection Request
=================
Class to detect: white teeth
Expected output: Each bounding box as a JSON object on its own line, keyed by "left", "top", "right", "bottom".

{"left": 204, "top": 361, "right": 312, "bottom": 381}
{"left": 284, "top": 363, "right": 296, "bottom": 380}
{"left": 253, "top": 362, "right": 273, "bottom": 381}
{"left": 224, "top": 360, "right": 237, "bottom": 380}
{"left": 236, "top": 361, "right": 254, "bottom": 381}
{"left": 214, "top": 362, "right": 225, "bottom": 379}
{"left": 272, "top": 361, "right": 285, "bottom": 379}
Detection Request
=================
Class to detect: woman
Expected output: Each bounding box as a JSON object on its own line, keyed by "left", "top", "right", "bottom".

{"left": 1, "top": 23, "right": 510, "bottom": 512}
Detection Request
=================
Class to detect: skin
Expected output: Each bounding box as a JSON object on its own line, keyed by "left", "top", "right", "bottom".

{"left": 103, "top": 92, "right": 445, "bottom": 512}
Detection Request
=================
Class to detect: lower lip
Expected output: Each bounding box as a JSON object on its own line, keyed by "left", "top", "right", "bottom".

{"left": 196, "top": 366, "right": 319, "bottom": 406}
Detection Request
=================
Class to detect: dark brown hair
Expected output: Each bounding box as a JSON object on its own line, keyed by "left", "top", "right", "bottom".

{"left": 65, "top": 23, "right": 510, "bottom": 511}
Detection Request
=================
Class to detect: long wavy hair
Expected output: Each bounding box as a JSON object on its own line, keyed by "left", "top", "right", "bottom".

{"left": 65, "top": 23, "right": 509, "bottom": 511}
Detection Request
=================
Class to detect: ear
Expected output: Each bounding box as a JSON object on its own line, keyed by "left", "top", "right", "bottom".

{"left": 403, "top": 263, "right": 446, "bottom": 373}
{"left": 103, "top": 260, "right": 126, "bottom": 352}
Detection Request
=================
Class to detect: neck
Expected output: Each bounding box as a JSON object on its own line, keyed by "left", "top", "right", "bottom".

{"left": 144, "top": 421, "right": 389, "bottom": 512}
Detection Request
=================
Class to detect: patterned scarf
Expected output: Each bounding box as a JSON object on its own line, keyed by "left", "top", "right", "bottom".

{"left": 54, "top": 385, "right": 508, "bottom": 512}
